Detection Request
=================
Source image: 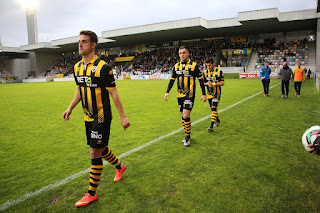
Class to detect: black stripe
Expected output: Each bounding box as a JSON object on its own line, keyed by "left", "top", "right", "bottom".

{"left": 106, "top": 155, "right": 116, "bottom": 162}
{"left": 90, "top": 172, "right": 102, "bottom": 175}
{"left": 90, "top": 183, "right": 99, "bottom": 187}
{"left": 101, "top": 84, "right": 111, "bottom": 121}
{"left": 90, "top": 60, "right": 101, "bottom": 118}
{"left": 91, "top": 168, "right": 103, "bottom": 171}
{"left": 90, "top": 177, "right": 100, "bottom": 182}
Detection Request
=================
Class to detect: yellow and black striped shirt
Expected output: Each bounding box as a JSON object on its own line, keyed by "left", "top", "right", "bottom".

{"left": 170, "top": 59, "right": 204, "bottom": 98}
{"left": 203, "top": 67, "right": 224, "bottom": 99}
{"left": 74, "top": 55, "right": 116, "bottom": 123}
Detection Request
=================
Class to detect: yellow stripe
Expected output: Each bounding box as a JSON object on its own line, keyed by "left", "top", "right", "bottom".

{"left": 80, "top": 87, "right": 85, "bottom": 105}
{"left": 102, "top": 148, "right": 111, "bottom": 158}
{"left": 91, "top": 165, "right": 104, "bottom": 169}
{"left": 90, "top": 173, "right": 101, "bottom": 180}
{"left": 183, "top": 61, "right": 191, "bottom": 94}
{"left": 90, "top": 179, "right": 100, "bottom": 185}
{"left": 79, "top": 63, "right": 84, "bottom": 76}
{"left": 74, "top": 62, "right": 80, "bottom": 76}
{"left": 109, "top": 157, "right": 118, "bottom": 164}
{"left": 86, "top": 64, "right": 92, "bottom": 76}
{"left": 178, "top": 76, "right": 183, "bottom": 92}
{"left": 95, "top": 87, "right": 103, "bottom": 112}
{"left": 191, "top": 62, "right": 196, "bottom": 71}
{"left": 94, "top": 60, "right": 106, "bottom": 78}
{"left": 90, "top": 169, "right": 102, "bottom": 174}
{"left": 171, "top": 77, "right": 176, "bottom": 80}
{"left": 190, "top": 75, "right": 194, "bottom": 94}
{"left": 184, "top": 76, "right": 188, "bottom": 91}
{"left": 89, "top": 186, "right": 97, "bottom": 191}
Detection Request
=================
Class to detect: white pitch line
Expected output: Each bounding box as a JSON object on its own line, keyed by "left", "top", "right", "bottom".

{"left": 0, "top": 82, "right": 280, "bottom": 211}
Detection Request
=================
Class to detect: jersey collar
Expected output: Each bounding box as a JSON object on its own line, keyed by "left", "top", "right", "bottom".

{"left": 180, "top": 59, "right": 191, "bottom": 64}
{"left": 81, "top": 55, "right": 98, "bottom": 65}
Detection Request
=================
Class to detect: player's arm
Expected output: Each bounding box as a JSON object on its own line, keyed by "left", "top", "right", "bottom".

{"left": 260, "top": 68, "right": 265, "bottom": 79}
{"left": 108, "top": 88, "right": 130, "bottom": 130}
{"left": 213, "top": 81, "right": 225, "bottom": 87}
{"left": 164, "top": 67, "right": 176, "bottom": 101}
{"left": 102, "top": 64, "right": 130, "bottom": 130}
{"left": 195, "top": 65, "right": 207, "bottom": 102}
{"left": 62, "top": 87, "right": 81, "bottom": 120}
{"left": 291, "top": 69, "right": 295, "bottom": 82}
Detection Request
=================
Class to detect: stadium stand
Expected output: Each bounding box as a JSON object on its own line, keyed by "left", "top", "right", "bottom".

{"left": 120, "top": 38, "right": 255, "bottom": 75}
{"left": 254, "top": 39, "right": 309, "bottom": 72}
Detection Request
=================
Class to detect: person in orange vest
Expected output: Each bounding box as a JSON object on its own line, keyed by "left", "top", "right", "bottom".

{"left": 292, "top": 62, "right": 305, "bottom": 97}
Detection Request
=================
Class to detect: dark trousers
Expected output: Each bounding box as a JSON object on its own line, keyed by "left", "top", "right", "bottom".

{"left": 294, "top": 82, "right": 302, "bottom": 95}
{"left": 262, "top": 79, "right": 270, "bottom": 94}
{"left": 281, "top": 80, "right": 289, "bottom": 95}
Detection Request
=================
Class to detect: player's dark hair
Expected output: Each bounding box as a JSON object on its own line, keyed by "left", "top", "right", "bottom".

{"left": 79, "top": 30, "right": 98, "bottom": 44}
{"left": 205, "top": 58, "right": 214, "bottom": 64}
{"left": 179, "top": 46, "right": 188, "bottom": 52}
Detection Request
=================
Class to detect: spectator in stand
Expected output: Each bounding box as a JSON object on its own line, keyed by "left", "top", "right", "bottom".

{"left": 292, "top": 62, "right": 305, "bottom": 97}
{"left": 260, "top": 61, "right": 271, "bottom": 97}
{"left": 279, "top": 62, "right": 292, "bottom": 99}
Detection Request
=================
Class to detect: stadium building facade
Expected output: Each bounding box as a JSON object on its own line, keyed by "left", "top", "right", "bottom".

{"left": 0, "top": 8, "right": 319, "bottom": 90}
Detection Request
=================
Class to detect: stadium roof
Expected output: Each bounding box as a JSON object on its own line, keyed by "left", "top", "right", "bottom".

{"left": 11, "top": 8, "right": 320, "bottom": 53}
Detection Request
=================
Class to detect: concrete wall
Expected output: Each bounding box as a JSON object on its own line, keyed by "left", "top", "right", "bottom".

{"left": 35, "top": 52, "right": 61, "bottom": 75}
{"left": 4, "top": 58, "right": 31, "bottom": 80}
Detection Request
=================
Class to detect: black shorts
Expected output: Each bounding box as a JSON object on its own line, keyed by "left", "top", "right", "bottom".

{"left": 85, "top": 120, "right": 111, "bottom": 148}
{"left": 208, "top": 98, "right": 220, "bottom": 108}
{"left": 178, "top": 96, "right": 195, "bottom": 112}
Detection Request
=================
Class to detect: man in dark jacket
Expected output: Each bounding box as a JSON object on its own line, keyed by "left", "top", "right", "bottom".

{"left": 278, "top": 62, "right": 292, "bottom": 99}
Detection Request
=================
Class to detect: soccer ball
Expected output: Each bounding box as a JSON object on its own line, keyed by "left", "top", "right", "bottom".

{"left": 302, "top": 125, "right": 320, "bottom": 152}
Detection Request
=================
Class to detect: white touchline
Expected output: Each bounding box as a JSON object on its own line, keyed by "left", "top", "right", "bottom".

{"left": 0, "top": 82, "right": 280, "bottom": 211}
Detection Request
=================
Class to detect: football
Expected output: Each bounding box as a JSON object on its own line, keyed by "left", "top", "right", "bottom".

{"left": 302, "top": 126, "right": 320, "bottom": 152}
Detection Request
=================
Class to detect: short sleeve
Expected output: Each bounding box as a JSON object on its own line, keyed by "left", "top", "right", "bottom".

{"left": 101, "top": 64, "right": 116, "bottom": 88}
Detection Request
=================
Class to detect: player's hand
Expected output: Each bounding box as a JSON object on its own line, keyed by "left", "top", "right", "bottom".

{"left": 201, "top": 95, "right": 207, "bottom": 103}
{"left": 208, "top": 81, "right": 213, "bottom": 87}
{"left": 164, "top": 93, "right": 169, "bottom": 101}
{"left": 121, "top": 116, "right": 130, "bottom": 130}
{"left": 62, "top": 108, "right": 72, "bottom": 120}
{"left": 261, "top": 77, "right": 265, "bottom": 80}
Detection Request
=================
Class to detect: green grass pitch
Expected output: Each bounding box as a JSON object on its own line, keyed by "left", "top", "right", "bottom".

{"left": 0, "top": 78, "right": 320, "bottom": 212}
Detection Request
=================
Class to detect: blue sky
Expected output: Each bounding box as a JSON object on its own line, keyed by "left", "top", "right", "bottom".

{"left": 0, "top": 0, "right": 317, "bottom": 47}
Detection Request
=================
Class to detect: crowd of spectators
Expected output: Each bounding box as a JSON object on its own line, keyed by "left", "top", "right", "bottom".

{"left": 0, "top": 69, "right": 8, "bottom": 77}
{"left": 26, "top": 37, "right": 311, "bottom": 79}
{"left": 255, "top": 39, "right": 309, "bottom": 72}
{"left": 125, "top": 38, "right": 256, "bottom": 74}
